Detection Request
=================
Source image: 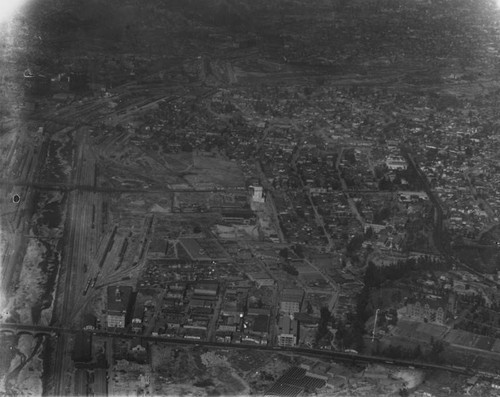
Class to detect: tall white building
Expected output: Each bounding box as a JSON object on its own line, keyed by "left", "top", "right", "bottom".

{"left": 107, "top": 286, "right": 133, "bottom": 328}
{"left": 251, "top": 186, "right": 265, "bottom": 203}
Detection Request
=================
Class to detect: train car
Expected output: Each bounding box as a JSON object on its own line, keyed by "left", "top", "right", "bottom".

{"left": 83, "top": 278, "right": 92, "bottom": 296}
{"left": 91, "top": 272, "right": 99, "bottom": 288}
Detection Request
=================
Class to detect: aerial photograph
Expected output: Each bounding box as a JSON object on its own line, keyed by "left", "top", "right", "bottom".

{"left": 3, "top": 0, "right": 500, "bottom": 396}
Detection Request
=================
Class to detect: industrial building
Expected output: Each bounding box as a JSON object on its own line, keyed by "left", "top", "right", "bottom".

{"left": 106, "top": 286, "right": 133, "bottom": 328}
{"left": 277, "top": 315, "right": 298, "bottom": 347}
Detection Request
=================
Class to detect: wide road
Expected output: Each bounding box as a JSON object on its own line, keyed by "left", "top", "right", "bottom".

{"left": 0, "top": 178, "right": 242, "bottom": 194}
{"left": 0, "top": 322, "right": 479, "bottom": 377}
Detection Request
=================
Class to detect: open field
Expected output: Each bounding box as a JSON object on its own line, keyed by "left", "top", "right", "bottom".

{"left": 185, "top": 156, "right": 246, "bottom": 188}
{"left": 393, "top": 320, "right": 448, "bottom": 342}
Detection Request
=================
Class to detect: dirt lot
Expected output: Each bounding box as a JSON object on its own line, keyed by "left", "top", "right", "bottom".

{"left": 0, "top": 334, "right": 44, "bottom": 396}
{"left": 150, "top": 345, "right": 250, "bottom": 395}
{"left": 111, "top": 359, "right": 151, "bottom": 396}
{"left": 393, "top": 320, "right": 447, "bottom": 342}
{"left": 185, "top": 155, "right": 246, "bottom": 187}
{"left": 226, "top": 349, "right": 293, "bottom": 395}
{"left": 148, "top": 344, "right": 299, "bottom": 396}
{"left": 7, "top": 240, "right": 47, "bottom": 324}
{"left": 419, "top": 369, "right": 469, "bottom": 396}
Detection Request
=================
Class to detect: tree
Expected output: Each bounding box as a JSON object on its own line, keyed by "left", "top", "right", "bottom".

{"left": 344, "top": 148, "right": 356, "bottom": 165}
{"left": 378, "top": 176, "right": 393, "bottom": 191}
{"left": 391, "top": 290, "right": 402, "bottom": 304}
{"left": 181, "top": 142, "right": 193, "bottom": 152}
{"left": 373, "top": 207, "right": 391, "bottom": 223}
{"left": 279, "top": 247, "right": 289, "bottom": 260}
{"left": 335, "top": 321, "right": 345, "bottom": 343}
{"left": 282, "top": 263, "right": 298, "bottom": 276}
{"left": 355, "top": 285, "right": 370, "bottom": 322}
{"left": 364, "top": 262, "right": 381, "bottom": 288}
{"left": 316, "top": 307, "right": 332, "bottom": 342}
{"left": 413, "top": 344, "right": 422, "bottom": 359}
{"left": 347, "top": 234, "right": 364, "bottom": 254}
{"left": 374, "top": 164, "right": 389, "bottom": 179}
{"left": 429, "top": 338, "right": 445, "bottom": 363}
{"left": 293, "top": 244, "right": 304, "bottom": 258}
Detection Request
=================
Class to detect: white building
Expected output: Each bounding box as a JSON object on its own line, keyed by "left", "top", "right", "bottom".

{"left": 386, "top": 156, "right": 407, "bottom": 170}
{"left": 251, "top": 186, "right": 265, "bottom": 203}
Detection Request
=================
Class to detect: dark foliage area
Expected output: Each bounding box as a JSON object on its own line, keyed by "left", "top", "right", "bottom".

{"left": 374, "top": 338, "right": 446, "bottom": 364}
{"left": 346, "top": 257, "right": 451, "bottom": 357}
{"left": 364, "top": 257, "right": 451, "bottom": 290}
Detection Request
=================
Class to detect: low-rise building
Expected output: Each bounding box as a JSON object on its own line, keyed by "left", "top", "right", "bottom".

{"left": 247, "top": 272, "right": 275, "bottom": 287}
{"left": 194, "top": 280, "right": 219, "bottom": 296}
{"left": 129, "top": 338, "right": 148, "bottom": 363}
{"left": 83, "top": 313, "right": 97, "bottom": 331}
{"left": 251, "top": 186, "right": 265, "bottom": 203}
{"left": 386, "top": 156, "right": 407, "bottom": 170}
{"left": 280, "top": 288, "right": 304, "bottom": 315}
{"left": 131, "top": 301, "right": 144, "bottom": 333}
{"left": 72, "top": 331, "right": 92, "bottom": 363}
{"left": 398, "top": 191, "right": 429, "bottom": 202}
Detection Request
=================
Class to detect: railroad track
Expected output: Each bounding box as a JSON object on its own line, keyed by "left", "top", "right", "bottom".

{"left": 53, "top": 189, "right": 77, "bottom": 396}
{"left": 53, "top": 130, "right": 91, "bottom": 396}
{"left": 0, "top": 322, "right": 479, "bottom": 378}
{"left": 0, "top": 178, "right": 244, "bottom": 194}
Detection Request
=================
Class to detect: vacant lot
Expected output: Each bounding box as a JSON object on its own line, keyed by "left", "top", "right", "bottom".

{"left": 185, "top": 155, "right": 245, "bottom": 187}
{"left": 394, "top": 320, "right": 447, "bottom": 342}
{"left": 149, "top": 346, "right": 255, "bottom": 395}
{"left": 491, "top": 339, "right": 500, "bottom": 353}
{"left": 444, "top": 329, "right": 478, "bottom": 347}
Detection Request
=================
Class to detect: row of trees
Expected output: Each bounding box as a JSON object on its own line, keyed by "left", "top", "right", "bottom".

{"left": 373, "top": 337, "right": 445, "bottom": 363}
{"left": 364, "top": 257, "right": 451, "bottom": 289}
{"left": 342, "top": 257, "right": 452, "bottom": 357}
{"left": 314, "top": 307, "right": 365, "bottom": 351}
{"left": 315, "top": 306, "right": 332, "bottom": 343}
